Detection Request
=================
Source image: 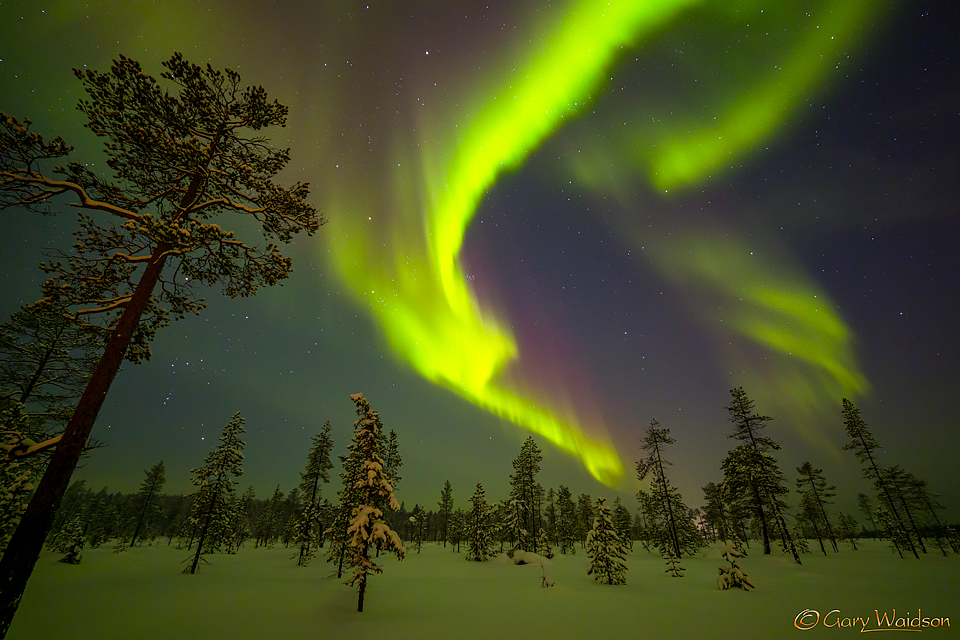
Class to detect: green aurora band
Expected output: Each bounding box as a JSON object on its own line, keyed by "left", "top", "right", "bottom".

{"left": 326, "top": 0, "right": 878, "bottom": 486}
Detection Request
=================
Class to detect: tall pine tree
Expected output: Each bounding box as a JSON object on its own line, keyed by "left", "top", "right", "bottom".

{"left": 184, "top": 412, "right": 244, "bottom": 574}
{"left": 437, "top": 480, "right": 453, "bottom": 547}
{"left": 343, "top": 393, "right": 403, "bottom": 613}
{"left": 129, "top": 460, "right": 165, "bottom": 547}
{"left": 720, "top": 387, "right": 800, "bottom": 563}
{"left": 295, "top": 421, "right": 334, "bottom": 566}
{"left": 841, "top": 398, "right": 918, "bottom": 559}
{"left": 636, "top": 419, "right": 701, "bottom": 560}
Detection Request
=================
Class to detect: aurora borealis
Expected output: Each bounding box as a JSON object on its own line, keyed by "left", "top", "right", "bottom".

{"left": 1, "top": 0, "right": 957, "bottom": 513}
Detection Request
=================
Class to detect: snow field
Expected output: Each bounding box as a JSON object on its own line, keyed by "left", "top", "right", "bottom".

{"left": 9, "top": 539, "right": 957, "bottom": 640}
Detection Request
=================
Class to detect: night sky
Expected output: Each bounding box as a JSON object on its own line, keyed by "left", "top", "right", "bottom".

{"left": 1, "top": 0, "right": 957, "bottom": 517}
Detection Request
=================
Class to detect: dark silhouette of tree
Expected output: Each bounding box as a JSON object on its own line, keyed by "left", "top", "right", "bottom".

{"left": 795, "top": 461, "right": 838, "bottom": 553}
{"left": 0, "top": 52, "right": 321, "bottom": 632}
{"left": 185, "top": 412, "right": 245, "bottom": 574}
{"left": 841, "top": 398, "right": 918, "bottom": 559}
{"left": 509, "top": 436, "right": 542, "bottom": 553}
{"left": 437, "top": 480, "right": 453, "bottom": 547}
{"left": 720, "top": 387, "right": 800, "bottom": 563}
{"left": 129, "top": 460, "right": 165, "bottom": 547}
{"left": 636, "top": 419, "right": 700, "bottom": 560}
{"left": 295, "top": 421, "right": 334, "bottom": 566}
{"left": 555, "top": 485, "right": 576, "bottom": 555}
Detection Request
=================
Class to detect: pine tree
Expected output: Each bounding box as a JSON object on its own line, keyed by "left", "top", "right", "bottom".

{"left": 382, "top": 430, "right": 402, "bottom": 489}
{"left": 295, "top": 421, "right": 334, "bottom": 566}
{"left": 184, "top": 412, "right": 245, "bottom": 574}
{"left": 612, "top": 498, "right": 633, "bottom": 550}
{"left": 448, "top": 507, "right": 467, "bottom": 553}
{"left": 437, "top": 480, "right": 454, "bottom": 547}
{"left": 409, "top": 505, "right": 426, "bottom": 553}
{"left": 256, "top": 486, "right": 285, "bottom": 548}
{"left": 701, "top": 482, "right": 731, "bottom": 542}
{"left": 905, "top": 477, "right": 951, "bottom": 557}
{"left": 586, "top": 497, "right": 628, "bottom": 585}
{"left": 50, "top": 516, "right": 85, "bottom": 565}
{"left": 636, "top": 419, "right": 701, "bottom": 559}
{"left": 721, "top": 387, "right": 800, "bottom": 563}
{"left": 508, "top": 436, "right": 542, "bottom": 553}
{"left": 544, "top": 487, "right": 557, "bottom": 549}
{"left": 466, "top": 483, "right": 495, "bottom": 561}
{"left": 343, "top": 393, "right": 404, "bottom": 613}
{"left": 795, "top": 461, "right": 838, "bottom": 553}
{"left": 0, "top": 303, "right": 100, "bottom": 464}
{"left": 881, "top": 466, "right": 927, "bottom": 555}
{"left": 0, "top": 54, "right": 321, "bottom": 631}
{"left": 841, "top": 399, "right": 918, "bottom": 559}
{"left": 576, "top": 493, "right": 593, "bottom": 548}
{"left": 856, "top": 493, "right": 878, "bottom": 536}
{"left": 129, "top": 460, "right": 165, "bottom": 547}
{"left": 836, "top": 512, "right": 860, "bottom": 550}
{"left": 555, "top": 485, "right": 577, "bottom": 555}
{"left": 225, "top": 486, "right": 255, "bottom": 552}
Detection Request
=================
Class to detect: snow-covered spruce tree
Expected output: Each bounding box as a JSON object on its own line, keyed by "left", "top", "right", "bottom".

{"left": 555, "top": 485, "right": 577, "bottom": 555}
{"left": 717, "top": 539, "right": 754, "bottom": 591}
{"left": 184, "top": 412, "right": 245, "bottom": 574}
{"left": 295, "top": 421, "right": 334, "bottom": 566}
{"left": 344, "top": 393, "right": 404, "bottom": 613}
{"left": 50, "top": 516, "right": 85, "bottom": 565}
{"left": 448, "top": 507, "right": 466, "bottom": 552}
{"left": 128, "top": 460, "right": 165, "bottom": 547}
{"left": 841, "top": 398, "right": 918, "bottom": 559}
{"left": 721, "top": 387, "right": 800, "bottom": 564}
{"left": 225, "top": 486, "right": 254, "bottom": 553}
{"left": 437, "top": 480, "right": 453, "bottom": 547}
{"left": 503, "top": 498, "right": 526, "bottom": 556}
{"left": 466, "top": 483, "right": 495, "bottom": 561}
{"left": 586, "top": 497, "right": 628, "bottom": 585}
{"left": 509, "top": 436, "right": 542, "bottom": 553}
{"left": 636, "top": 419, "right": 701, "bottom": 560}
{"left": 0, "top": 53, "right": 321, "bottom": 631}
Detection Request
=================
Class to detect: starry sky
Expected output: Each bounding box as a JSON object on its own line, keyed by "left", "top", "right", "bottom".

{"left": 1, "top": 0, "right": 957, "bottom": 517}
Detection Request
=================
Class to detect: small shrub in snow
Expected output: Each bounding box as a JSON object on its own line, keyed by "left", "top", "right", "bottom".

{"left": 717, "top": 540, "right": 754, "bottom": 591}
{"left": 662, "top": 547, "right": 684, "bottom": 577}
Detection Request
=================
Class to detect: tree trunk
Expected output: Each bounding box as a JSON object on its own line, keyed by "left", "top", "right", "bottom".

{"left": 0, "top": 241, "right": 169, "bottom": 638}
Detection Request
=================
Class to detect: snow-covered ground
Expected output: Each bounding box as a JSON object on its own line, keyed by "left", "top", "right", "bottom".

{"left": 9, "top": 539, "right": 956, "bottom": 639}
